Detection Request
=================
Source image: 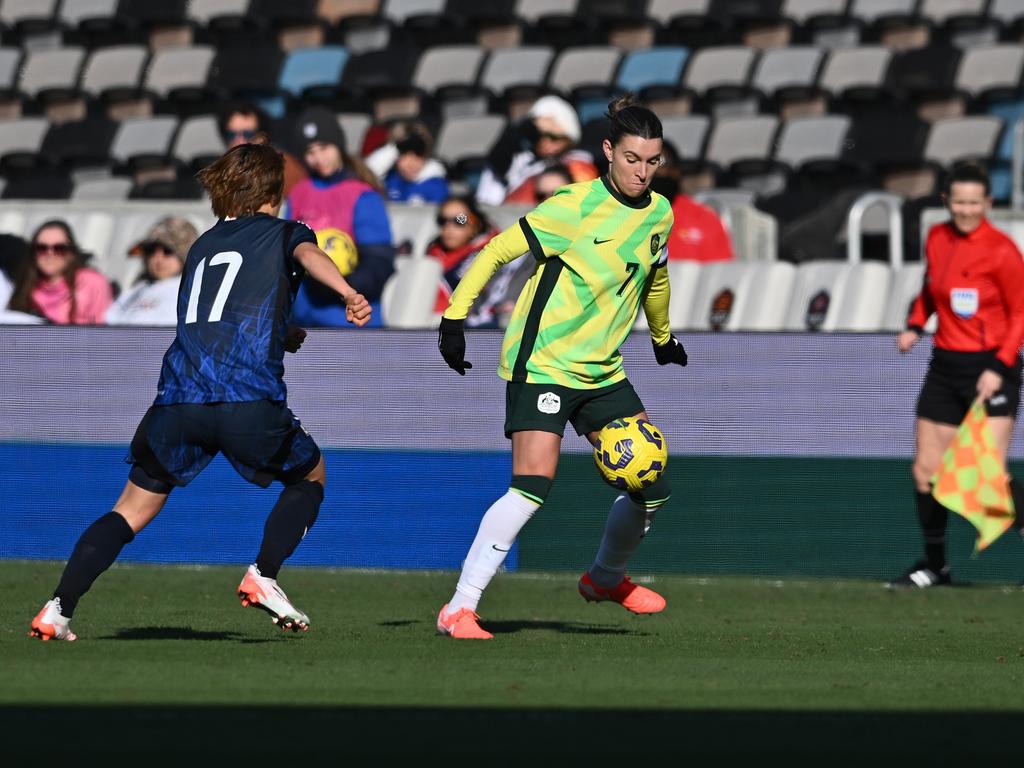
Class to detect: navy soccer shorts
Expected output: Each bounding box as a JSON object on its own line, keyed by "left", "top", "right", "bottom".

{"left": 128, "top": 400, "right": 321, "bottom": 491}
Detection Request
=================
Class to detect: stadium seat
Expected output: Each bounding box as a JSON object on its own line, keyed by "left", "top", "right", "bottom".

{"left": 0, "top": 118, "right": 49, "bottom": 170}
{"left": 381, "top": 0, "right": 446, "bottom": 24}
{"left": 434, "top": 114, "right": 506, "bottom": 165}
{"left": 18, "top": 47, "right": 86, "bottom": 106}
{"left": 661, "top": 114, "right": 711, "bottom": 161}
{"left": 664, "top": 259, "right": 702, "bottom": 330}
{"left": 547, "top": 46, "right": 623, "bottom": 97}
{"left": 171, "top": 115, "right": 225, "bottom": 172}
{"left": 987, "top": 98, "right": 1024, "bottom": 201}
{"left": 71, "top": 177, "right": 134, "bottom": 201}
{"left": 337, "top": 112, "right": 372, "bottom": 156}
{"left": 478, "top": 46, "right": 553, "bottom": 117}
{"left": 775, "top": 115, "right": 850, "bottom": 168}
{"left": 2, "top": 167, "right": 74, "bottom": 200}
{"left": 381, "top": 256, "right": 444, "bottom": 328}
{"left": 525, "top": 6, "right": 603, "bottom": 50}
{"left": 110, "top": 116, "right": 179, "bottom": 172}
{"left": 884, "top": 44, "right": 963, "bottom": 121}
{"left": 818, "top": 46, "right": 892, "bottom": 104}
{"left": 705, "top": 115, "right": 780, "bottom": 174}
{"left": 0, "top": 0, "right": 60, "bottom": 45}
{"left": 79, "top": 45, "right": 150, "bottom": 117}
{"left": 654, "top": 0, "right": 732, "bottom": 49}
{"left": 688, "top": 261, "right": 797, "bottom": 331}
{"left": 388, "top": 203, "right": 438, "bottom": 258}
{"left": 279, "top": 45, "right": 348, "bottom": 103}
{"left": 40, "top": 116, "right": 118, "bottom": 169}
{"left": 185, "top": 0, "right": 251, "bottom": 26}
{"left": 924, "top": 115, "right": 1003, "bottom": 167}
{"left": 954, "top": 44, "right": 1024, "bottom": 105}
{"left": 413, "top": 44, "right": 487, "bottom": 94}
{"left": 680, "top": 45, "right": 759, "bottom": 116}
{"left": 616, "top": 47, "right": 690, "bottom": 95}
{"left": 142, "top": 45, "right": 217, "bottom": 112}
{"left": 784, "top": 260, "right": 892, "bottom": 332}
{"left": 339, "top": 47, "right": 421, "bottom": 118}
{"left": 883, "top": 262, "right": 926, "bottom": 331}
{"left": 207, "top": 45, "right": 284, "bottom": 102}
{"left": 750, "top": 45, "right": 825, "bottom": 114}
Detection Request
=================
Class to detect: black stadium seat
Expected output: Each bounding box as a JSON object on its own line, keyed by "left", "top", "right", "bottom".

{"left": 207, "top": 45, "right": 285, "bottom": 101}
{"left": 2, "top": 167, "right": 73, "bottom": 199}
{"left": 39, "top": 116, "right": 119, "bottom": 169}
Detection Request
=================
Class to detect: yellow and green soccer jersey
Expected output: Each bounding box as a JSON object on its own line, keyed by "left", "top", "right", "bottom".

{"left": 444, "top": 176, "right": 674, "bottom": 389}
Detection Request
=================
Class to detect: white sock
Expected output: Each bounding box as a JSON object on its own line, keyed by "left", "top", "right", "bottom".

{"left": 588, "top": 494, "right": 648, "bottom": 588}
{"left": 447, "top": 490, "right": 540, "bottom": 613}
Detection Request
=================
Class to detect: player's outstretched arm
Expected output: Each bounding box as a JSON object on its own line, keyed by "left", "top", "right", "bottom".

{"left": 294, "top": 242, "right": 372, "bottom": 327}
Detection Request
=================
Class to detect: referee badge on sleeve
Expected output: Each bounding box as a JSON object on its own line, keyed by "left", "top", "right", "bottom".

{"left": 950, "top": 288, "right": 979, "bottom": 319}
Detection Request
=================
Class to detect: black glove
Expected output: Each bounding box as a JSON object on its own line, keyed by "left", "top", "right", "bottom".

{"left": 653, "top": 335, "right": 688, "bottom": 367}
{"left": 438, "top": 317, "right": 472, "bottom": 375}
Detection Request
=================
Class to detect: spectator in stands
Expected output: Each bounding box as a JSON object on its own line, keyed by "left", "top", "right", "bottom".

{"left": 476, "top": 95, "right": 597, "bottom": 206}
{"left": 219, "top": 101, "right": 306, "bottom": 197}
{"left": 533, "top": 164, "right": 574, "bottom": 203}
{"left": 0, "top": 233, "right": 41, "bottom": 324}
{"left": 106, "top": 217, "right": 198, "bottom": 326}
{"left": 287, "top": 107, "right": 395, "bottom": 327}
{"left": 366, "top": 120, "right": 449, "bottom": 205}
{"left": 7, "top": 220, "right": 112, "bottom": 325}
{"left": 428, "top": 196, "right": 515, "bottom": 328}
{"left": 668, "top": 195, "right": 735, "bottom": 263}
{"left": 891, "top": 162, "right": 1024, "bottom": 588}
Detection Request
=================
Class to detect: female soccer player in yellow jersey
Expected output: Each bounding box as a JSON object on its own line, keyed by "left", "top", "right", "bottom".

{"left": 436, "top": 95, "right": 688, "bottom": 639}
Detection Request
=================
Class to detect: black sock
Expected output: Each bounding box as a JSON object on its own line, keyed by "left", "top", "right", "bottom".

{"left": 255, "top": 480, "right": 324, "bottom": 579}
{"left": 916, "top": 490, "right": 948, "bottom": 569}
{"left": 53, "top": 512, "right": 135, "bottom": 618}
{"left": 1010, "top": 480, "right": 1024, "bottom": 539}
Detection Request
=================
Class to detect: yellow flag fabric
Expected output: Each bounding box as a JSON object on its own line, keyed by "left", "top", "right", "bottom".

{"left": 932, "top": 398, "right": 1016, "bottom": 551}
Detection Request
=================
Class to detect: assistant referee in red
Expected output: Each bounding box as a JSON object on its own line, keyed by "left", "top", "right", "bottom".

{"left": 892, "top": 162, "right": 1024, "bottom": 587}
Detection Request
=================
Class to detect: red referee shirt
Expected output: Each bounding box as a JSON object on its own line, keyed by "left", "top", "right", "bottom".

{"left": 908, "top": 219, "right": 1024, "bottom": 374}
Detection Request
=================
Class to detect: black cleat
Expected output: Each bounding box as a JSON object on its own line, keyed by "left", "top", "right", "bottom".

{"left": 887, "top": 561, "right": 952, "bottom": 589}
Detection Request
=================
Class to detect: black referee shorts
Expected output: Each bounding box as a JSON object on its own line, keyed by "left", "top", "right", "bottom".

{"left": 916, "top": 348, "right": 1022, "bottom": 424}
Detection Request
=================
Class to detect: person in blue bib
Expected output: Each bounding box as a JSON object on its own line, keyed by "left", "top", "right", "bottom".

{"left": 29, "top": 137, "right": 371, "bottom": 642}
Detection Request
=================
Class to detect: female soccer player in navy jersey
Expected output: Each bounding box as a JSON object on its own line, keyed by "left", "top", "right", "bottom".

{"left": 29, "top": 138, "right": 371, "bottom": 640}
{"left": 891, "top": 162, "right": 1024, "bottom": 587}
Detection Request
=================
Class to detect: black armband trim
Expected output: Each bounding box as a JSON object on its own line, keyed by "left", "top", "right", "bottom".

{"left": 519, "top": 217, "right": 545, "bottom": 262}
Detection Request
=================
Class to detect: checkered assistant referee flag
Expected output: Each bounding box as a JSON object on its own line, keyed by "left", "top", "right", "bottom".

{"left": 932, "top": 398, "right": 1017, "bottom": 552}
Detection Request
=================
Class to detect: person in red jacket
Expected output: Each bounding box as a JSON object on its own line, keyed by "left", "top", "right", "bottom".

{"left": 891, "top": 163, "right": 1024, "bottom": 587}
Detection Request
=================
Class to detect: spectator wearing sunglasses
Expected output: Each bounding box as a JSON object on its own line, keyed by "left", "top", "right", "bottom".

{"left": 218, "top": 101, "right": 307, "bottom": 197}
{"left": 428, "top": 197, "right": 515, "bottom": 329}
{"left": 7, "top": 220, "right": 112, "bottom": 325}
{"left": 366, "top": 120, "right": 449, "bottom": 205}
{"left": 476, "top": 95, "right": 597, "bottom": 206}
{"left": 106, "top": 217, "right": 198, "bottom": 326}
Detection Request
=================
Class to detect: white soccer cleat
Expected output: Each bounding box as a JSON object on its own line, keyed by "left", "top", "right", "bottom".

{"left": 29, "top": 598, "right": 77, "bottom": 642}
{"left": 237, "top": 564, "right": 310, "bottom": 633}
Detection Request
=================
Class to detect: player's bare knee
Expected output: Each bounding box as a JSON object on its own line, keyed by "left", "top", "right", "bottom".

{"left": 302, "top": 456, "right": 326, "bottom": 488}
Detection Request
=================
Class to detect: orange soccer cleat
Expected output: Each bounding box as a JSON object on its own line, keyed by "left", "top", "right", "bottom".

{"left": 578, "top": 572, "right": 666, "bottom": 614}
{"left": 436, "top": 604, "right": 493, "bottom": 640}
{"left": 29, "top": 599, "right": 77, "bottom": 642}
{"left": 237, "top": 564, "right": 310, "bottom": 633}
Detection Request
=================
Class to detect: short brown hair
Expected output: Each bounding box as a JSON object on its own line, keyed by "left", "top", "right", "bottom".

{"left": 196, "top": 138, "right": 284, "bottom": 218}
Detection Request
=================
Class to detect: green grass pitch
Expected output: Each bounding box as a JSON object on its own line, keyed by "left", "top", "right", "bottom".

{"left": 3, "top": 560, "right": 1022, "bottom": 761}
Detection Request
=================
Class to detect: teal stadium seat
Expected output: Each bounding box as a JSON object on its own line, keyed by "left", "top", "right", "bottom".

{"left": 615, "top": 47, "right": 690, "bottom": 94}
{"left": 278, "top": 45, "right": 348, "bottom": 105}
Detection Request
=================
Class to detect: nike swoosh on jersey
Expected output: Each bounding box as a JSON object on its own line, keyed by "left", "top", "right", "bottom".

{"left": 593, "top": 238, "right": 613, "bottom": 245}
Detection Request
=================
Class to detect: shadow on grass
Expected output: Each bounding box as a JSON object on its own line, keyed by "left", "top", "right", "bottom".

{"left": 5, "top": 706, "right": 1022, "bottom": 760}
{"left": 378, "top": 619, "right": 644, "bottom": 636}
{"left": 483, "top": 620, "right": 644, "bottom": 636}
{"left": 101, "top": 626, "right": 274, "bottom": 643}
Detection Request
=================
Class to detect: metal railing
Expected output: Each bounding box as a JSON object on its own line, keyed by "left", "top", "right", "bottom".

{"left": 845, "top": 192, "right": 904, "bottom": 269}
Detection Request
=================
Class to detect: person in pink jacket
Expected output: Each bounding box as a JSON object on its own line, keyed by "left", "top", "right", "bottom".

{"left": 7, "top": 220, "right": 112, "bottom": 324}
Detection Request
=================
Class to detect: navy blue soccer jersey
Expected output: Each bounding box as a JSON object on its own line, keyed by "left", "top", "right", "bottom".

{"left": 154, "top": 214, "right": 317, "bottom": 405}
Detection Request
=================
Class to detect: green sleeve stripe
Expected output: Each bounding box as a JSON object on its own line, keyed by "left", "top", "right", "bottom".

{"left": 511, "top": 257, "right": 565, "bottom": 382}
{"left": 519, "top": 217, "right": 545, "bottom": 262}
